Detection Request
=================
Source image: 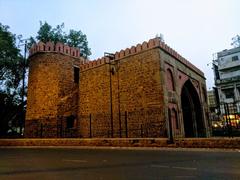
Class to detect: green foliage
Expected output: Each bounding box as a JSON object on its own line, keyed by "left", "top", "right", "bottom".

{"left": 231, "top": 35, "right": 240, "bottom": 48}
{"left": 0, "top": 91, "right": 23, "bottom": 136}
{"left": 0, "top": 23, "right": 23, "bottom": 99}
{"left": 36, "top": 22, "right": 53, "bottom": 43}
{"left": 0, "top": 23, "right": 24, "bottom": 136}
{"left": 67, "top": 30, "right": 91, "bottom": 58}
{"left": 30, "top": 21, "right": 91, "bottom": 58}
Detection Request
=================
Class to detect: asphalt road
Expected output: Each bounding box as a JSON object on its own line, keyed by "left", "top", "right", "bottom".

{"left": 0, "top": 147, "right": 239, "bottom": 180}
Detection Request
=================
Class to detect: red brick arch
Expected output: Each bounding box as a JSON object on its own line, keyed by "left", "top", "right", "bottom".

{"left": 181, "top": 80, "right": 205, "bottom": 137}
{"left": 166, "top": 68, "right": 175, "bottom": 91}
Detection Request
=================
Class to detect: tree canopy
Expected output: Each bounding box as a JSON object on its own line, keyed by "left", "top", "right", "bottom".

{"left": 0, "top": 23, "right": 24, "bottom": 136}
{"left": 29, "top": 21, "right": 91, "bottom": 58}
{"left": 0, "top": 23, "right": 23, "bottom": 100}
{"left": 0, "top": 21, "right": 92, "bottom": 136}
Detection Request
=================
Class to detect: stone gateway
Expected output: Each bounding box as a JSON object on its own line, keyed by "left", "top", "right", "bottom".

{"left": 25, "top": 38, "right": 210, "bottom": 138}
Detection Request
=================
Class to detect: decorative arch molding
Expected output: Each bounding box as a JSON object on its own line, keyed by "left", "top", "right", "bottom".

{"left": 177, "top": 70, "right": 201, "bottom": 98}
{"left": 164, "top": 63, "right": 175, "bottom": 91}
{"left": 166, "top": 68, "right": 175, "bottom": 91}
{"left": 167, "top": 103, "right": 181, "bottom": 137}
{"left": 180, "top": 79, "right": 206, "bottom": 137}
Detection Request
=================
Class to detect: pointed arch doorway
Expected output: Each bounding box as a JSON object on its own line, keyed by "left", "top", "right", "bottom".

{"left": 181, "top": 80, "right": 205, "bottom": 137}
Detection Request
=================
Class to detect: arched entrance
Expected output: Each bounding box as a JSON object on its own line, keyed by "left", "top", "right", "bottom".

{"left": 181, "top": 80, "right": 205, "bottom": 137}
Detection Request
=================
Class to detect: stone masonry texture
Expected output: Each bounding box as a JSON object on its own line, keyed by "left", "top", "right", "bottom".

{"left": 25, "top": 38, "right": 210, "bottom": 138}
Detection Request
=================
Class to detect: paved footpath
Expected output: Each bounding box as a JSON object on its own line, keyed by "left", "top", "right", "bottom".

{"left": 0, "top": 147, "right": 239, "bottom": 179}
{"left": 1, "top": 138, "right": 240, "bottom": 149}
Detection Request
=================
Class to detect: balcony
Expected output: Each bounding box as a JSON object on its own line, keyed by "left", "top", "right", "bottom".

{"left": 215, "top": 76, "right": 240, "bottom": 85}
{"left": 218, "top": 60, "right": 240, "bottom": 70}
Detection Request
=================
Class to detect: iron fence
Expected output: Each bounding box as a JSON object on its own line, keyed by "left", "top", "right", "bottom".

{"left": 23, "top": 109, "right": 166, "bottom": 138}
{"left": 211, "top": 102, "right": 240, "bottom": 137}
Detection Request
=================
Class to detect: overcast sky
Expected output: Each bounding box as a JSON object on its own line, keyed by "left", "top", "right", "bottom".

{"left": 0, "top": 0, "right": 239, "bottom": 89}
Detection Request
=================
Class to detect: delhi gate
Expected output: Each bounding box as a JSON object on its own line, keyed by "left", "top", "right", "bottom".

{"left": 25, "top": 37, "right": 210, "bottom": 138}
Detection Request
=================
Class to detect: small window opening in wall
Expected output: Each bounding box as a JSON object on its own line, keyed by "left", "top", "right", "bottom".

{"left": 74, "top": 67, "right": 79, "bottom": 84}
{"left": 67, "top": 115, "right": 75, "bottom": 129}
{"left": 223, "top": 88, "right": 234, "bottom": 99}
{"left": 48, "top": 47, "right": 51, "bottom": 51}
{"left": 59, "top": 47, "right": 61, "bottom": 51}
{"left": 73, "top": 51, "right": 75, "bottom": 56}
{"left": 66, "top": 49, "right": 68, "bottom": 54}
{"left": 232, "top": 56, "right": 239, "bottom": 61}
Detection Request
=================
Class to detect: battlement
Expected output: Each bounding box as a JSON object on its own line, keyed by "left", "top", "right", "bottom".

{"left": 80, "top": 56, "right": 110, "bottom": 71}
{"left": 29, "top": 41, "right": 82, "bottom": 59}
{"left": 113, "top": 37, "right": 204, "bottom": 77}
{"left": 29, "top": 39, "right": 204, "bottom": 77}
{"left": 80, "top": 38, "right": 204, "bottom": 77}
{"left": 26, "top": 38, "right": 208, "bottom": 139}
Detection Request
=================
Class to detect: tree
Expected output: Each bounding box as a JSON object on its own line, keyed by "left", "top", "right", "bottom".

{"left": 231, "top": 35, "right": 240, "bottom": 48}
{"left": 29, "top": 21, "right": 91, "bottom": 58}
{"left": 0, "top": 23, "right": 24, "bottom": 136}
{"left": 67, "top": 30, "right": 91, "bottom": 58}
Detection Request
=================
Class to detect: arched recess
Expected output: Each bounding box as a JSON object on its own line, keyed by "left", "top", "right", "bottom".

{"left": 166, "top": 69, "right": 175, "bottom": 91}
{"left": 172, "top": 108, "right": 179, "bottom": 129}
{"left": 181, "top": 80, "right": 205, "bottom": 137}
{"left": 168, "top": 108, "right": 173, "bottom": 141}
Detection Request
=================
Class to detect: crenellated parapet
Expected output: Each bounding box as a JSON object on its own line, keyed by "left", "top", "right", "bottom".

{"left": 80, "top": 56, "right": 110, "bottom": 71}
{"left": 29, "top": 41, "right": 81, "bottom": 59}
{"left": 30, "top": 39, "right": 204, "bottom": 77}
{"left": 80, "top": 37, "right": 204, "bottom": 76}
{"left": 113, "top": 37, "right": 204, "bottom": 77}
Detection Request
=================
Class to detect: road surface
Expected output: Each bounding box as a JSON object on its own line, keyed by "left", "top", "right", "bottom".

{"left": 0, "top": 147, "right": 239, "bottom": 179}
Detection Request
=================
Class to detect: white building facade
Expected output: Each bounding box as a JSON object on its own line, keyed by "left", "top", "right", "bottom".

{"left": 214, "top": 46, "right": 240, "bottom": 115}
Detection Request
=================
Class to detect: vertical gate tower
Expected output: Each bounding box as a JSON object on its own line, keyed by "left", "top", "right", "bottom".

{"left": 25, "top": 38, "right": 210, "bottom": 138}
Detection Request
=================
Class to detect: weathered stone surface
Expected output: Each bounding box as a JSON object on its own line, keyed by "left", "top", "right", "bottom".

{"left": 25, "top": 38, "right": 209, "bottom": 139}
{"left": 79, "top": 49, "right": 165, "bottom": 138}
{"left": 25, "top": 52, "right": 81, "bottom": 137}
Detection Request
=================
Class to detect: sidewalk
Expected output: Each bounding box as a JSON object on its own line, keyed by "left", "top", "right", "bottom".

{"left": 0, "top": 137, "right": 239, "bottom": 149}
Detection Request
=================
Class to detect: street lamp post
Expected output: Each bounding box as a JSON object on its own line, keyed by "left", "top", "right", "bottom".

{"left": 104, "top": 52, "right": 115, "bottom": 138}
{"left": 19, "top": 39, "right": 29, "bottom": 135}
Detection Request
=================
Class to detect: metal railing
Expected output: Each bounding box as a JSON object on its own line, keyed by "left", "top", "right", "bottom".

{"left": 212, "top": 102, "right": 240, "bottom": 137}
{"left": 23, "top": 109, "right": 166, "bottom": 138}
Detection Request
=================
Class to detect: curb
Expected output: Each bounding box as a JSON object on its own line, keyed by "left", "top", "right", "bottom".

{"left": 0, "top": 138, "right": 240, "bottom": 149}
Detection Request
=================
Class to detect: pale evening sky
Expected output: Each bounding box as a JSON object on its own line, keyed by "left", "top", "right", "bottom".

{"left": 0, "top": 0, "right": 239, "bottom": 89}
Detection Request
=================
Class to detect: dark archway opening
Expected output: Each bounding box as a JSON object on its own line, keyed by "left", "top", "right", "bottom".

{"left": 181, "top": 80, "right": 205, "bottom": 137}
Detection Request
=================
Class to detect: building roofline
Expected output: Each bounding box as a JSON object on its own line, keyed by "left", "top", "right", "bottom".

{"left": 29, "top": 38, "right": 205, "bottom": 78}
{"left": 83, "top": 38, "right": 205, "bottom": 77}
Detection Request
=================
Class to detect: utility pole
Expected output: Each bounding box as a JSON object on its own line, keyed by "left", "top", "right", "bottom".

{"left": 104, "top": 52, "right": 115, "bottom": 138}
{"left": 19, "top": 39, "right": 29, "bottom": 135}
